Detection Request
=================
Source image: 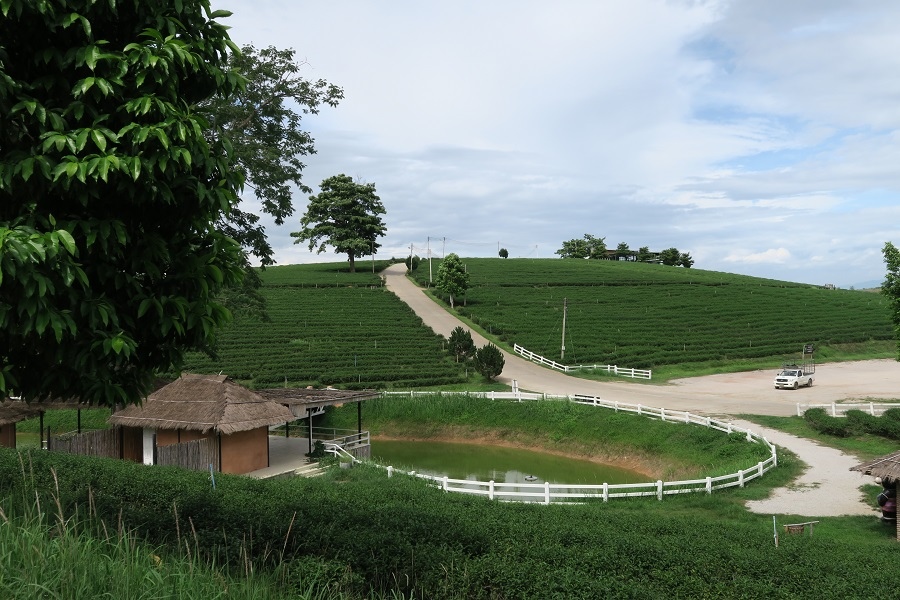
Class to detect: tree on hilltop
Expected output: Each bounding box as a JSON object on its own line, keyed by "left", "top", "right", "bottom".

{"left": 0, "top": 0, "right": 244, "bottom": 405}
{"left": 291, "top": 174, "right": 386, "bottom": 273}
{"left": 556, "top": 234, "right": 606, "bottom": 259}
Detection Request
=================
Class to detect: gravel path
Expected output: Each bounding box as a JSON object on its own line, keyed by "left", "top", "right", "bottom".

{"left": 383, "top": 264, "right": 897, "bottom": 517}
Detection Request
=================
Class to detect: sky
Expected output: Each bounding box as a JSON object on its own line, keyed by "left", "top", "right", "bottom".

{"left": 216, "top": 0, "right": 900, "bottom": 288}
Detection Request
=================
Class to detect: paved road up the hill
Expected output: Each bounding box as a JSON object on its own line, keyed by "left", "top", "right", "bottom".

{"left": 383, "top": 263, "right": 900, "bottom": 517}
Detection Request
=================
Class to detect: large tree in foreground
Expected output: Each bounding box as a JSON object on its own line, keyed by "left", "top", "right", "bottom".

{"left": 200, "top": 45, "right": 343, "bottom": 266}
{"left": 0, "top": 0, "right": 244, "bottom": 405}
{"left": 291, "top": 174, "right": 386, "bottom": 273}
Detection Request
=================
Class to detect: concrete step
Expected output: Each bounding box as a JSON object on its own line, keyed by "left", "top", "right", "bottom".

{"left": 292, "top": 462, "right": 328, "bottom": 478}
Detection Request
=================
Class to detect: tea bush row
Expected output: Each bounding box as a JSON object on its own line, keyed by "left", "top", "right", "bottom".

{"left": 2, "top": 447, "right": 897, "bottom": 599}
{"left": 803, "top": 408, "right": 900, "bottom": 440}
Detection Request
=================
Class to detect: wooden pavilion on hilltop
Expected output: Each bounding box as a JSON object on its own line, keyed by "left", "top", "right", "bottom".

{"left": 109, "top": 374, "right": 297, "bottom": 474}
{"left": 851, "top": 450, "right": 900, "bottom": 541}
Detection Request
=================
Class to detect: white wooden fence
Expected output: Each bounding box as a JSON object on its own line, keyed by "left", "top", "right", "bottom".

{"left": 796, "top": 402, "right": 900, "bottom": 417}
{"left": 370, "top": 393, "right": 777, "bottom": 504}
{"left": 513, "top": 344, "right": 652, "bottom": 380}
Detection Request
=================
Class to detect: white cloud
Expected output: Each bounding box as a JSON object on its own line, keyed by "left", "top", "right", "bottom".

{"left": 220, "top": 0, "right": 900, "bottom": 288}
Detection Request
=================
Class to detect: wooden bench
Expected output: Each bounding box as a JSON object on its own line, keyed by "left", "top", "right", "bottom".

{"left": 783, "top": 521, "right": 820, "bottom": 536}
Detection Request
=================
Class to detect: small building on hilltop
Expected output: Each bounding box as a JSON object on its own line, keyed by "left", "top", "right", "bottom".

{"left": 109, "top": 374, "right": 297, "bottom": 475}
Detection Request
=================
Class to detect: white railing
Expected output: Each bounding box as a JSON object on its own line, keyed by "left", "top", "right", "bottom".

{"left": 325, "top": 442, "right": 358, "bottom": 463}
{"left": 796, "top": 402, "right": 900, "bottom": 417}
{"left": 513, "top": 344, "right": 652, "bottom": 380}
{"left": 370, "top": 393, "right": 777, "bottom": 504}
{"left": 381, "top": 390, "right": 566, "bottom": 402}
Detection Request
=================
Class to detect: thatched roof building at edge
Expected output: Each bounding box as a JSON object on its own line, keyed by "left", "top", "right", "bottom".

{"left": 109, "top": 373, "right": 296, "bottom": 435}
{"left": 851, "top": 450, "right": 900, "bottom": 541}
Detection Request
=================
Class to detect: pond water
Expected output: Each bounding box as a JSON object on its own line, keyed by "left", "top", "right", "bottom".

{"left": 371, "top": 439, "right": 647, "bottom": 485}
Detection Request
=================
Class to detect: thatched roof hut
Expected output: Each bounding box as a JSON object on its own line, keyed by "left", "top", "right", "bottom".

{"left": 851, "top": 450, "right": 900, "bottom": 541}
{"left": 850, "top": 450, "right": 900, "bottom": 482}
{"left": 0, "top": 400, "right": 41, "bottom": 427}
{"left": 109, "top": 374, "right": 296, "bottom": 434}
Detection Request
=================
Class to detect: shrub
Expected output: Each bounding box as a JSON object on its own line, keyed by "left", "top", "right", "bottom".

{"left": 473, "top": 343, "right": 505, "bottom": 380}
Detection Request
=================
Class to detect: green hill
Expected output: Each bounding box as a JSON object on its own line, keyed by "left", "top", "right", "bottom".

{"left": 180, "top": 259, "right": 893, "bottom": 388}
{"left": 418, "top": 258, "right": 893, "bottom": 374}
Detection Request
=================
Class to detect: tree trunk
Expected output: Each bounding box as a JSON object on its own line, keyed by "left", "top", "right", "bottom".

{"left": 348, "top": 253, "right": 356, "bottom": 273}
{"left": 449, "top": 294, "right": 455, "bottom": 309}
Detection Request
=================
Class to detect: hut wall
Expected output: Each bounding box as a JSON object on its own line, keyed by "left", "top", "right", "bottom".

{"left": 221, "top": 427, "right": 268, "bottom": 474}
{"left": 120, "top": 427, "right": 144, "bottom": 462}
{"left": 156, "top": 429, "right": 208, "bottom": 447}
{"left": 0, "top": 424, "right": 15, "bottom": 448}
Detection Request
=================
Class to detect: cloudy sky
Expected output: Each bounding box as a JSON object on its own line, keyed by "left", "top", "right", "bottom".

{"left": 217, "top": 0, "right": 900, "bottom": 288}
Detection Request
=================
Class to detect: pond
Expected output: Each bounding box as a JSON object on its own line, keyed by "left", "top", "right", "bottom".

{"left": 371, "top": 439, "right": 647, "bottom": 485}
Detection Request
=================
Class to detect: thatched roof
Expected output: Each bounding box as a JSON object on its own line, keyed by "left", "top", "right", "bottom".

{"left": 850, "top": 450, "right": 900, "bottom": 481}
{"left": 256, "top": 387, "right": 379, "bottom": 415}
{"left": 0, "top": 400, "right": 40, "bottom": 426}
{"left": 108, "top": 374, "right": 297, "bottom": 435}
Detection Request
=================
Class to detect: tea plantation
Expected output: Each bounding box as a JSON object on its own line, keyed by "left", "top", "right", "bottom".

{"left": 423, "top": 258, "right": 893, "bottom": 370}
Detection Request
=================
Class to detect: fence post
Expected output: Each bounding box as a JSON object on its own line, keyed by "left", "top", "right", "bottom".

{"left": 706, "top": 477, "right": 712, "bottom": 494}
{"left": 757, "top": 462, "right": 764, "bottom": 477}
{"left": 489, "top": 480, "right": 495, "bottom": 501}
{"left": 831, "top": 403, "right": 837, "bottom": 417}
{"left": 637, "top": 405, "right": 642, "bottom": 416}
{"left": 656, "top": 480, "right": 663, "bottom": 501}
{"left": 387, "top": 466, "right": 393, "bottom": 478}
{"left": 660, "top": 408, "right": 666, "bottom": 422}
{"left": 603, "top": 482, "right": 609, "bottom": 502}
{"left": 545, "top": 481, "right": 551, "bottom": 505}
{"left": 738, "top": 470, "right": 745, "bottom": 488}
{"left": 443, "top": 476, "right": 449, "bottom": 492}
{"left": 870, "top": 402, "right": 875, "bottom": 416}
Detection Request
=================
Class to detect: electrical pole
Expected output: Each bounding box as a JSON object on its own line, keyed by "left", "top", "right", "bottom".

{"left": 561, "top": 297, "right": 567, "bottom": 360}
{"left": 428, "top": 236, "right": 432, "bottom": 283}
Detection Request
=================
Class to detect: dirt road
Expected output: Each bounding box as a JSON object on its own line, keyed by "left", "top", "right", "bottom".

{"left": 383, "top": 263, "right": 899, "bottom": 516}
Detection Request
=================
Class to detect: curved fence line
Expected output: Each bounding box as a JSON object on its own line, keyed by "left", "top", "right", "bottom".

{"left": 513, "top": 344, "right": 652, "bottom": 380}
{"left": 366, "top": 392, "right": 777, "bottom": 504}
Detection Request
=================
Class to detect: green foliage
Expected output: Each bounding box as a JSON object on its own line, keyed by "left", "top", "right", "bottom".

{"left": 660, "top": 247, "right": 681, "bottom": 266}
{"left": 882, "top": 241, "right": 900, "bottom": 358}
{"left": 291, "top": 174, "right": 386, "bottom": 273}
{"left": 556, "top": 233, "right": 606, "bottom": 259}
{"left": 447, "top": 326, "right": 475, "bottom": 363}
{"left": 200, "top": 44, "right": 342, "bottom": 266}
{"left": 178, "top": 263, "right": 468, "bottom": 389}
{"left": 0, "top": 0, "right": 245, "bottom": 404}
{"left": 498, "top": 247, "right": 509, "bottom": 258}
{"left": 434, "top": 253, "right": 469, "bottom": 308}
{"left": 679, "top": 251, "right": 695, "bottom": 268}
{"left": 3, "top": 445, "right": 898, "bottom": 600}
{"left": 473, "top": 343, "right": 504, "bottom": 380}
{"left": 405, "top": 254, "right": 421, "bottom": 271}
{"left": 803, "top": 408, "right": 900, "bottom": 441}
{"left": 450, "top": 258, "right": 892, "bottom": 371}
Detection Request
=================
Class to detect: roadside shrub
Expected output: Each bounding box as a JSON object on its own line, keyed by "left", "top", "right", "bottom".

{"left": 803, "top": 408, "right": 851, "bottom": 437}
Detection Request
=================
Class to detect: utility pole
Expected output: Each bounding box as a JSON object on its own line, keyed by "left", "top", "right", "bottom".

{"left": 442, "top": 237, "right": 445, "bottom": 258}
{"left": 428, "top": 236, "right": 432, "bottom": 284}
{"left": 561, "top": 297, "right": 567, "bottom": 360}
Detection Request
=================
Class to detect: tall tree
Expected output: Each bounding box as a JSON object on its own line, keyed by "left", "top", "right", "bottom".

{"left": 556, "top": 234, "right": 606, "bottom": 259}
{"left": 0, "top": 0, "right": 244, "bottom": 405}
{"left": 473, "top": 343, "right": 505, "bottom": 380}
{"left": 882, "top": 242, "right": 900, "bottom": 359}
{"left": 679, "top": 252, "right": 695, "bottom": 268}
{"left": 447, "top": 326, "right": 476, "bottom": 363}
{"left": 435, "top": 253, "right": 470, "bottom": 309}
{"left": 200, "top": 45, "right": 343, "bottom": 266}
{"left": 291, "top": 174, "right": 386, "bottom": 273}
{"left": 636, "top": 246, "right": 653, "bottom": 262}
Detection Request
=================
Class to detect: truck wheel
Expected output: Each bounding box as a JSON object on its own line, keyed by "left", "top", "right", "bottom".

{"left": 793, "top": 381, "right": 799, "bottom": 390}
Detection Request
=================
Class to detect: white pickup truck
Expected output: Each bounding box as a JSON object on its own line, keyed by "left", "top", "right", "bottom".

{"left": 774, "top": 367, "right": 813, "bottom": 390}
